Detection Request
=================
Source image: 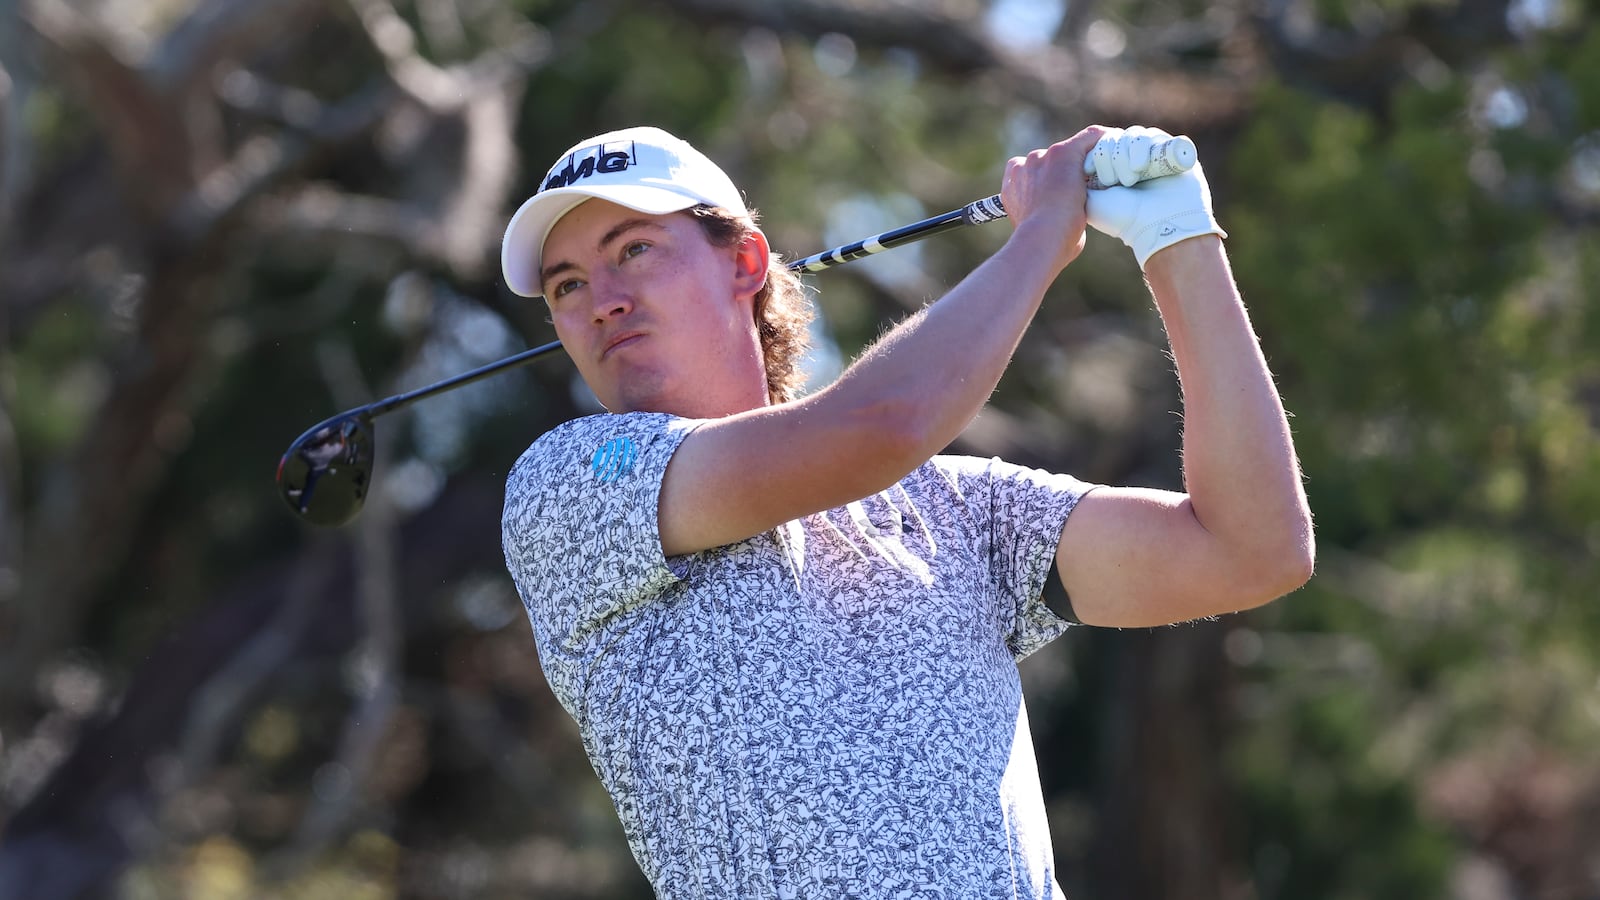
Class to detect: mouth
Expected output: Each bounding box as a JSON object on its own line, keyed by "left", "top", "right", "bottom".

{"left": 601, "top": 331, "right": 646, "bottom": 359}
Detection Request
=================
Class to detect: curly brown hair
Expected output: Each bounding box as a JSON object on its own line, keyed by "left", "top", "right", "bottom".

{"left": 688, "top": 205, "right": 815, "bottom": 404}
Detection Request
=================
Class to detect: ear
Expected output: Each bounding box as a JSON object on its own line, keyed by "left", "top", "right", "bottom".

{"left": 731, "top": 229, "right": 771, "bottom": 302}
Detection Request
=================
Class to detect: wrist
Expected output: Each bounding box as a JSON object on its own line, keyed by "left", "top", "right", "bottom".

{"left": 1132, "top": 214, "right": 1226, "bottom": 269}
{"left": 1142, "top": 234, "right": 1226, "bottom": 289}
{"left": 1004, "top": 216, "right": 1084, "bottom": 277}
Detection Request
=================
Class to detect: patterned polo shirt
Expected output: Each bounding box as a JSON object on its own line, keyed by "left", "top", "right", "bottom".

{"left": 502, "top": 411, "right": 1093, "bottom": 898}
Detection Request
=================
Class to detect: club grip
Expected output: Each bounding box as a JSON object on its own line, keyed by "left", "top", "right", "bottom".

{"left": 963, "top": 135, "right": 1199, "bottom": 225}
{"left": 1084, "top": 135, "right": 1197, "bottom": 190}
{"left": 962, "top": 194, "right": 1008, "bottom": 225}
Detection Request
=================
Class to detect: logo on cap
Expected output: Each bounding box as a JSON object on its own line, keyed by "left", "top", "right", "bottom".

{"left": 542, "top": 141, "right": 638, "bottom": 193}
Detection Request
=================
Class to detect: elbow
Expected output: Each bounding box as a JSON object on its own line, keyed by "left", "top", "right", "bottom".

{"left": 1261, "top": 539, "right": 1315, "bottom": 605}
{"left": 1283, "top": 505, "right": 1317, "bottom": 591}
{"left": 1288, "top": 524, "right": 1317, "bottom": 590}
{"left": 1235, "top": 513, "right": 1316, "bottom": 611}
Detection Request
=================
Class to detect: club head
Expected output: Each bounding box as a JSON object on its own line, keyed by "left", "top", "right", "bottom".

{"left": 276, "top": 413, "right": 376, "bottom": 526}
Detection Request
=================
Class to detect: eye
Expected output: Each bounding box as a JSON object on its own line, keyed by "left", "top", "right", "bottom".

{"left": 621, "top": 240, "right": 650, "bottom": 261}
{"left": 549, "top": 276, "right": 584, "bottom": 299}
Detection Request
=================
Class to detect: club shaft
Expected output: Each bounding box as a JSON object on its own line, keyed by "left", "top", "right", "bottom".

{"left": 360, "top": 339, "right": 565, "bottom": 420}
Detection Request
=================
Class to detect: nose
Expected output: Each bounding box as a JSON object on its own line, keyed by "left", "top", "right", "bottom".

{"left": 588, "top": 267, "right": 634, "bottom": 323}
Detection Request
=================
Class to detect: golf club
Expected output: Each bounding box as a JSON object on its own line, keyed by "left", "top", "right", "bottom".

{"left": 276, "top": 136, "right": 1197, "bottom": 525}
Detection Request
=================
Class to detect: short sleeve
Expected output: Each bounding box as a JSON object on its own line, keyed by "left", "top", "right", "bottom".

{"left": 501, "top": 412, "right": 701, "bottom": 719}
{"left": 932, "top": 456, "right": 1097, "bottom": 660}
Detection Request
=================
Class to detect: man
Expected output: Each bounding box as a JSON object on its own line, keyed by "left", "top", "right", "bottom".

{"left": 499, "top": 124, "right": 1313, "bottom": 897}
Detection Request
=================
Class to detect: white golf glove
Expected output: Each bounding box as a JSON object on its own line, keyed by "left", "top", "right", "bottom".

{"left": 1084, "top": 126, "right": 1226, "bottom": 269}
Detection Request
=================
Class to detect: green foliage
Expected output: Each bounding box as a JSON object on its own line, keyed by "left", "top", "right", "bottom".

{"left": 7, "top": 2, "right": 1600, "bottom": 898}
{"left": 11, "top": 301, "right": 106, "bottom": 467}
{"left": 1230, "top": 79, "right": 1556, "bottom": 545}
{"left": 1220, "top": 18, "right": 1600, "bottom": 895}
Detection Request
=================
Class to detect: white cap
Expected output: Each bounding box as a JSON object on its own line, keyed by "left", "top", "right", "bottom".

{"left": 500, "top": 126, "right": 748, "bottom": 298}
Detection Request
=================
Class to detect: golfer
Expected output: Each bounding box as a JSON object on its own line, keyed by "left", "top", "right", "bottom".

{"left": 500, "top": 124, "right": 1313, "bottom": 897}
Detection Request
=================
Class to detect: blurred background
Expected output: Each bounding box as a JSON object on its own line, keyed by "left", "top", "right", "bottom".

{"left": 1, "top": 0, "right": 1598, "bottom": 897}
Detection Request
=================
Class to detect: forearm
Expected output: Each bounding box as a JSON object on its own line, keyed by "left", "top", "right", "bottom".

{"left": 1143, "top": 237, "right": 1314, "bottom": 581}
{"left": 811, "top": 222, "right": 1069, "bottom": 463}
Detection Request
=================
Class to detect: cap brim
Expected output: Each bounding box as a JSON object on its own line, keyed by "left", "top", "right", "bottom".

{"left": 500, "top": 184, "right": 704, "bottom": 298}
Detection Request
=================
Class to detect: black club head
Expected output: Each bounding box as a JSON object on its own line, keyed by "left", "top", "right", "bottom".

{"left": 276, "top": 413, "right": 376, "bottom": 526}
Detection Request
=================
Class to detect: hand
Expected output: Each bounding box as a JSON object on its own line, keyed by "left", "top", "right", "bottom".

{"left": 1001, "top": 126, "right": 1105, "bottom": 274}
{"left": 1085, "top": 125, "right": 1226, "bottom": 269}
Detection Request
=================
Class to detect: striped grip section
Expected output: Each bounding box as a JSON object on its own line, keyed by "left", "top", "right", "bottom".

{"left": 963, "top": 194, "right": 1007, "bottom": 224}
{"left": 788, "top": 207, "right": 968, "bottom": 274}
{"left": 791, "top": 233, "right": 893, "bottom": 273}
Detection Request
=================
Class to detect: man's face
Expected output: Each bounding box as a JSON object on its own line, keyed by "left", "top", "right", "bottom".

{"left": 537, "top": 199, "right": 769, "bottom": 416}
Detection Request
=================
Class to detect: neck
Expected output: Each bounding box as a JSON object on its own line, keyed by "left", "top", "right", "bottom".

{"left": 613, "top": 371, "right": 771, "bottom": 419}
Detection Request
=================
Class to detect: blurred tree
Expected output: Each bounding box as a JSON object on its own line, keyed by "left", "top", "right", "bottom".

{"left": 0, "top": 0, "right": 1595, "bottom": 898}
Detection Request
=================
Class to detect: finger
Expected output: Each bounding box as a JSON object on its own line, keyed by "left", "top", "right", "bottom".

{"left": 1089, "top": 128, "right": 1122, "bottom": 185}
{"left": 1077, "top": 123, "right": 1112, "bottom": 165}
{"left": 1125, "top": 131, "right": 1154, "bottom": 181}
{"left": 1001, "top": 154, "right": 1028, "bottom": 199}
{"left": 1112, "top": 131, "right": 1141, "bottom": 187}
{"left": 1083, "top": 138, "right": 1105, "bottom": 181}
{"left": 1066, "top": 125, "right": 1109, "bottom": 163}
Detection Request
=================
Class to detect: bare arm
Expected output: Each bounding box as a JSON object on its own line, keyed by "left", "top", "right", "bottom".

{"left": 1056, "top": 236, "right": 1315, "bottom": 627}
{"left": 658, "top": 128, "right": 1105, "bottom": 557}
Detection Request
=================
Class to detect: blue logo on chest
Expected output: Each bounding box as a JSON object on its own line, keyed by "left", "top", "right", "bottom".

{"left": 591, "top": 437, "right": 638, "bottom": 482}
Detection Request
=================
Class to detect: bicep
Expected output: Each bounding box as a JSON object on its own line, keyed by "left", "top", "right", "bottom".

{"left": 1054, "top": 486, "right": 1249, "bottom": 628}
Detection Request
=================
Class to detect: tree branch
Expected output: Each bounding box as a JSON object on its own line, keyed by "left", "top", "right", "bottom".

{"left": 22, "top": 0, "right": 196, "bottom": 215}
{"left": 145, "top": 0, "right": 326, "bottom": 93}
{"left": 174, "top": 77, "right": 399, "bottom": 243}
{"left": 347, "top": 0, "right": 551, "bottom": 113}
{"left": 655, "top": 0, "right": 1252, "bottom": 131}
